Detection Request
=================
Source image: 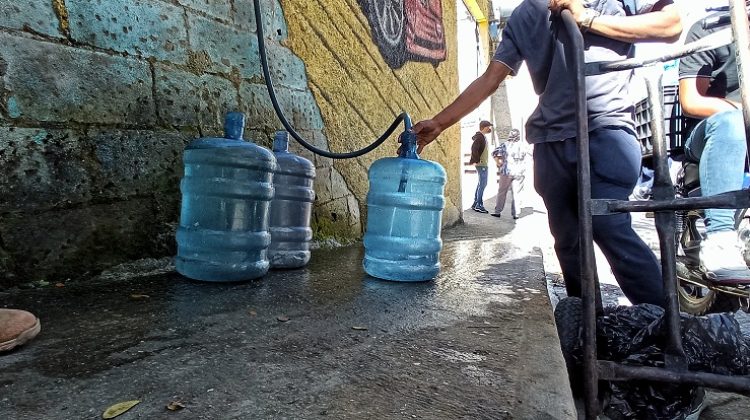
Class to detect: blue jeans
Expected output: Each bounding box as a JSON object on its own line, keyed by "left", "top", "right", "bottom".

{"left": 474, "top": 166, "right": 488, "bottom": 207}
{"left": 534, "top": 127, "right": 665, "bottom": 306}
{"left": 684, "top": 109, "right": 746, "bottom": 233}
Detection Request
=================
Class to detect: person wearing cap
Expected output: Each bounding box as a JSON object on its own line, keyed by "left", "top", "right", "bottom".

{"left": 469, "top": 120, "right": 493, "bottom": 213}
{"left": 412, "top": 0, "right": 682, "bottom": 306}
{"left": 492, "top": 128, "right": 527, "bottom": 219}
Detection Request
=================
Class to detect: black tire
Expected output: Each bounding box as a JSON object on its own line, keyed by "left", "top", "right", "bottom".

{"left": 554, "top": 297, "right": 583, "bottom": 395}
{"left": 361, "top": 0, "right": 407, "bottom": 68}
{"left": 677, "top": 261, "right": 740, "bottom": 314}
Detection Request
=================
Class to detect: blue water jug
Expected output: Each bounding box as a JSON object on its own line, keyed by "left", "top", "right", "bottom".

{"left": 269, "top": 131, "right": 316, "bottom": 268}
{"left": 363, "top": 130, "right": 447, "bottom": 281}
{"left": 176, "top": 113, "right": 277, "bottom": 282}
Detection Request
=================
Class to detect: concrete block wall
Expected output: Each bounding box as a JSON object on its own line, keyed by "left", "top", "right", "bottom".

{"left": 0, "top": 0, "right": 462, "bottom": 286}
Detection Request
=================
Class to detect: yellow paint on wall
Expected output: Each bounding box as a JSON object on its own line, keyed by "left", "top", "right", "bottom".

{"left": 462, "top": 0, "right": 487, "bottom": 22}
{"left": 280, "top": 0, "right": 463, "bottom": 229}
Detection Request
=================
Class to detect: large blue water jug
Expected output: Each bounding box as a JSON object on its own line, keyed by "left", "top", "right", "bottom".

{"left": 269, "top": 131, "right": 316, "bottom": 268}
{"left": 363, "top": 131, "right": 447, "bottom": 281}
{"left": 176, "top": 113, "right": 277, "bottom": 282}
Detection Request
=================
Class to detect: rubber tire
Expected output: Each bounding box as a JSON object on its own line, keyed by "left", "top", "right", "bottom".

{"left": 361, "top": 0, "right": 407, "bottom": 69}
{"left": 554, "top": 296, "right": 584, "bottom": 395}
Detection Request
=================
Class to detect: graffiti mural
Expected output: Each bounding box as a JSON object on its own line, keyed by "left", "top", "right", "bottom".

{"left": 359, "top": 0, "right": 447, "bottom": 69}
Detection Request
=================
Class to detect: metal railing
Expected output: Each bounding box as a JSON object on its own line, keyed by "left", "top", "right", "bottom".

{"left": 560, "top": 0, "right": 750, "bottom": 417}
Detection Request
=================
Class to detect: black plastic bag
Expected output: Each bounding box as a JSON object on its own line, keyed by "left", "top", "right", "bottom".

{"left": 555, "top": 298, "right": 750, "bottom": 419}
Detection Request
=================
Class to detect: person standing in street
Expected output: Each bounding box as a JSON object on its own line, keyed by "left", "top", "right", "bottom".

{"left": 412, "top": 0, "right": 682, "bottom": 307}
{"left": 470, "top": 120, "right": 493, "bottom": 213}
{"left": 492, "top": 128, "right": 528, "bottom": 219}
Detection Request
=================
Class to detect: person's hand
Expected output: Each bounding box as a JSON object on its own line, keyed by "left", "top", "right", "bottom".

{"left": 412, "top": 119, "right": 444, "bottom": 154}
{"left": 548, "top": 0, "right": 585, "bottom": 21}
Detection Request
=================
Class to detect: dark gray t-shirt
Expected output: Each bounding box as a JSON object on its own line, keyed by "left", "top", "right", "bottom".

{"left": 493, "top": 0, "right": 664, "bottom": 144}
{"left": 678, "top": 16, "right": 740, "bottom": 102}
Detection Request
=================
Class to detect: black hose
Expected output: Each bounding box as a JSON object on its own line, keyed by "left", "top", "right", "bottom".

{"left": 252, "top": 0, "right": 409, "bottom": 159}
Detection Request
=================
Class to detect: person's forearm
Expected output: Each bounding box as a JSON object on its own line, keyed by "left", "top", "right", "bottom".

{"left": 586, "top": 6, "right": 681, "bottom": 43}
{"left": 682, "top": 97, "right": 741, "bottom": 119}
{"left": 433, "top": 62, "right": 510, "bottom": 130}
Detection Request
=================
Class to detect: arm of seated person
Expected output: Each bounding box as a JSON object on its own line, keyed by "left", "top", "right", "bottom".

{"left": 679, "top": 77, "right": 742, "bottom": 119}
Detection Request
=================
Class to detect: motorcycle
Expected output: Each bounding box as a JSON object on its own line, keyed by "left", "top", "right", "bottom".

{"left": 673, "top": 160, "right": 750, "bottom": 315}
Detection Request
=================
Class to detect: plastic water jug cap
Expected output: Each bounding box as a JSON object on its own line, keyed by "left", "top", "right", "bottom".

{"left": 273, "top": 131, "right": 289, "bottom": 152}
{"left": 398, "top": 130, "right": 419, "bottom": 160}
{"left": 224, "top": 112, "right": 246, "bottom": 140}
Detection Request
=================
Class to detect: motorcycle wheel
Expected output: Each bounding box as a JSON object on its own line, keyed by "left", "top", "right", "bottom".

{"left": 676, "top": 264, "right": 741, "bottom": 315}
{"left": 676, "top": 209, "right": 745, "bottom": 315}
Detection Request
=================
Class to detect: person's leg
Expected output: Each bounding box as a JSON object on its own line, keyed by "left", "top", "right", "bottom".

{"left": 514, "top": 174, "right": 526, "bottom": 210}
{"left": 0, "top": 309, "right": 41, "bottom": 352}
{"left": 511, "top": 175, "right": 525, "bottom": 218}
{"left": 534, "top": 140, "right": 587, "bottom": 298}
{"left": 685, "top": 109, "right": 750, "bottom": 281}
{"left": 509, "top": 178, "right": 517, "bottom": 218}
{"left": 697, "top": 110, "right": 746, "bottom": 231}
{"left": 473, "top": 169, "right": 482, "bottom": 208}
{"left": 475, "top": 166, "right": 489, "bottom": 211}
{"left": 494, "top": 175, "right": 512, "bottom": 215}
{"left": 588, "top": 127, "right": 665, "bottom": 306}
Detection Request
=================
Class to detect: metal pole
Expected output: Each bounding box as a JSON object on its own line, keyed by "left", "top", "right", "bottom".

{"left": 730, "top": 0, "right": 750, "bottom": 155}
{"left": 645, "top": 77, "right": 687, "bottom": 371}
{"left": 587, "top": 28, "right": 733, "bottom": 75}
{"left": 599, "top": 361, "right": 750, "bottom": 395}
{"left": 590, "top": 190, "right": 750, "bottom": 215}
{"left": 560, "top": 10, "right": 599, "bottom": 419}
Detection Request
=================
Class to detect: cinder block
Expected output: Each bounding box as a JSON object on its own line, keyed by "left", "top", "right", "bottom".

{"left": 188, "top": 13, "right": 260, "bottom": 78}
{"left": 0, "top": 127, "right": 96, "bottom": 212}
{"left": 88, "top": 129, "right": 193, "bottom": 200}
{"left": 239, "top": 81, "right": 282, "bottom": 131}
{"left": 233, "top": 0, "right": 288, "bottom": 39}
{"left": 0, "top": 127, "right": 192, "bottom": 212}
{"left": 265, "top": 41, "right": 308, "bottom": 90}
{"left": 0, "top": 0, "right": 62, "bottom": 37}
{"left": 0, "top": 194, "right": 180, "bottom": 285}
{"left": 177, "top": 0, "right": 231, "bottom": 21}
{"left": 0, "top": 33, "right": 155, "bottom": 125}
{"left": 311, "top": 196, "right": 360, "bottom": 240}
{"left": 154, "top": 63, "right": 239, "bottom": 129}
{"left": 270, "top": 87, "right": 324, "bottom": 131}
{"left": 67, "top": 0, "right": 188, "bottom": 63}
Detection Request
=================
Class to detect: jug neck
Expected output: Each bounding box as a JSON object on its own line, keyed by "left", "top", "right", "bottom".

{"left": 224, "top": 112, "right": 246, "bottom": 140}
{"left": 273, "top": 131, "right": 289, "bottom": 152}
{"left": 399, "top": 130, "right": 419, "bottom": 159}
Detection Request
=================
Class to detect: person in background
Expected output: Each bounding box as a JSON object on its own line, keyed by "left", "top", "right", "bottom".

{"left": 0, "top": 308, "right": 40, "bottom": 352}
{"left": 411, "top": 0, "right": 682, "bottom": 306}
{"left": 679, "top": 13, "right": 750, "bottom": 283}
{"left": 470, "top": 120, "right": 493, "bottom": 213}
{"left": 491, "top": 128, "right": 526, "bottom": 219}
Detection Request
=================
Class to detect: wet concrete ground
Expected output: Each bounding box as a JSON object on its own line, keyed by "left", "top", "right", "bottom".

{"left": 0, "top": 204, "right": 575, "bottom": 419}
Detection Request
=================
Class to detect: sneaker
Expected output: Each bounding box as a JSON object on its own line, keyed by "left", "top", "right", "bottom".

{"left": 701, "top": 230, "right": 750, "bottom": 284}
{"left": 490, "top": 213, "right": 502, "bottom": 218}
{"left": 683, "top": 387, "right": 705, "bottom": 420}
{"left": 0, "top": 309, "right": 41, "bottom": 352}
{"left": 474, "top": 206, "right": 489, "bottom": 214}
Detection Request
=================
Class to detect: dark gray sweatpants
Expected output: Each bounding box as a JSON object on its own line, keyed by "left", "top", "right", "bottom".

{"left": 534, "top": 126, "right": 665, "bottom": 306}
